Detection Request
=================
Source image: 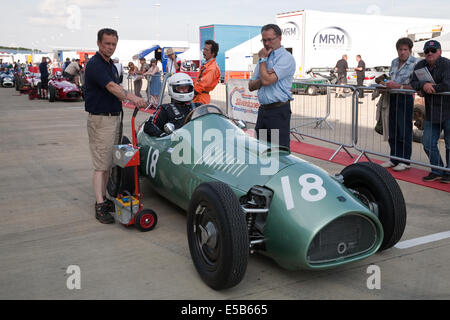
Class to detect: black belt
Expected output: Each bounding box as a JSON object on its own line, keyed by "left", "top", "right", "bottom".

{"left": 89, "top": 112, "right": 121, "bottom": 116}
{"left": 259, "top": 101, "right": 289, "bottom": 110}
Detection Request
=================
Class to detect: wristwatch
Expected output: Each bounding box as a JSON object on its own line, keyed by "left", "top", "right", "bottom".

{"left": 259, "top": 57, "right": 267, "bottom": 64}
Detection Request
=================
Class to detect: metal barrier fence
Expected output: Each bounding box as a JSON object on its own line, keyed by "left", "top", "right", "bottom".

{"left": 289, "top": 83, "right": 357, "bottom": 160}
{"left": 353, "top": 86, "right": 449, "bottom": 174}
{"left": 136, "top": 75, "right": 448, "bottom": 175}
{"left": 223, "top": 79, "right": 449, "bottom": 174}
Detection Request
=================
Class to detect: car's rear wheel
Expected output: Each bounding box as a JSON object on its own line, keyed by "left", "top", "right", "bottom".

{"left": 107, "top": 136, "right": 136, "bottom": 198}
{"left": 341, "top": 162, "right": 406, "bottom": 251}
{"left": 187, "top": 181, "right": 248, "bottom": 290}
{"left": 48, "top": 85, "right": 56, "bottom": 102}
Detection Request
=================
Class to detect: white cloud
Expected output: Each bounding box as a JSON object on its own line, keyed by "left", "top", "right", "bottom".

{"left": 29, "top": 0, "right": 119, "bottom": 26}
{"left": 70, "top": 0, "right": 118, "bottom": 8}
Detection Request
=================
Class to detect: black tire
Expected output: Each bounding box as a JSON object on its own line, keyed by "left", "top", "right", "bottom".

{"left": 106, "top": 136, "right": 136, "bottom": 198}
{"left": 187, "top": 181, "right": 248, "bottom": 290}
{"left": 341, "top": 162, "right": 407, "bottom": 251}
{"left": 135, "top": 209, "right": 157, "bottom": 232}
{"left": 48, "top": 85, "right": 56, "bottom": 102}
{"left": 307, "top": 86, "right": 318, "bottom": 95}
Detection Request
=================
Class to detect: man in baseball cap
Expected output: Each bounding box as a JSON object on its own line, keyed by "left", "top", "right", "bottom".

{"left": 423, "top": 39, "right": 441, "bottom": 51}
{"left": 411, "top": 39, "right": 450, "bottom": 183}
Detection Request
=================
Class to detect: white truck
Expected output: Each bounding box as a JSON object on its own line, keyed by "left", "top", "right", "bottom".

{"left": 225, "top": 10, "right": 450, "bottom": 88}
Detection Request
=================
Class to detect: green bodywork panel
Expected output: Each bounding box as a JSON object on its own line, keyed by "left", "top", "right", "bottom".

{"left": 137, "top": 113, "right": 383, "bottom": 270}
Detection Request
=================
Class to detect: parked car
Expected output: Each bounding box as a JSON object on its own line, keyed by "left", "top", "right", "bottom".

{"left": 109, "top": 103, "right": 407, "bottom": 290}
{"left": 0, "top": 71, "right": 15, "bottom": 88}
{"left": 347, "top": 66, "right": 390, "bottom": 86}
{"left": 47, "top": 73, "right": 82, "bottom": 102}
{"left": 292, "top": 68, "right": 338, "bottom": 95}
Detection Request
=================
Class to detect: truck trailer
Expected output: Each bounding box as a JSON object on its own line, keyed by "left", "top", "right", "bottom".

{"left": 225, "top": 10, "right": 450, "bottom": 84}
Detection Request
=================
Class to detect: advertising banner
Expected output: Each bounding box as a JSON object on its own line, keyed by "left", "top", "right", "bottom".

{"left": 227, "top": 79, "right": 259, "bottom": 124}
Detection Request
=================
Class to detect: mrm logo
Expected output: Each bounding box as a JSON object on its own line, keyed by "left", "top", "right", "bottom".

{"left": 313, "top": 26, "right": 351, "bottom": 50}
{"left": 281, "top": 22, "right": 300, "bottom": 40}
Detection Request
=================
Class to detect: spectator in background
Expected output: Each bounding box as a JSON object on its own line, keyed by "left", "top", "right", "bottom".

{"left": 139, "top": 58, "right": 150, "bottom": 100}
{"left": 381, "top": 37, "right": 418, "bottom": 172}
{"left": 143, "top": 58, "right": 162, "bottom": 108}
{"left": 128, "top": 61, "right": 141, "bottom": 97}
{"left": 193, "top": 40, "right": 221, "bottom": 105}
{"left": 63, "top": 58, "right": 71, "bottom": 71}
{"left": 248, "top": 24, "right": 296, "bottom": 149}
{"left": 80, "top": 55, "right": 90, "bottom": 87}
{"left": 64, "top": 59, "right": 82, "bottom": 86}
{"left": 355, "top": 54, "right": 366, "bottom": 102}
{"left": 113, "top": 57, "right": 123, "bottom": 84}
{"left": 165, "top": 48, "right": 179, "bottom": 74}
{"left": 334, "top": 54, "right": 348, "bottom": 98}
{"left": 39, "top": 57, "right": 49, "bottom": 99}
{"left": 410, "top": 40, "right": 450, "bottom": 183}
{"left": 157, "top": 59, "right": 163, "bottom": 72}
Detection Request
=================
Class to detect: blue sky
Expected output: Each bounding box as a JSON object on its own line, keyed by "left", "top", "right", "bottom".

{"left": 1, "top": 0, "right": 449, "bottom": 51}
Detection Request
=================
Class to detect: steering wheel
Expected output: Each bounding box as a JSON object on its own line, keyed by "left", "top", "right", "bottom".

{"left": 184, "top": 104, "right": 224, "bottom": 125}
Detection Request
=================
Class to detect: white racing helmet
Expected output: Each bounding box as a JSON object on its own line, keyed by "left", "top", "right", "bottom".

{"left": 168, "top": 72, "right": 194, "bottom": 102}
{"left": 55, "top": 71, "right": 62, "bottom": 78}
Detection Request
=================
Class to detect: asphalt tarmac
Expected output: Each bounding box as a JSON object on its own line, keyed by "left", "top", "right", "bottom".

{"left": 0, "top": 87, "right": 449, "bottom": 300}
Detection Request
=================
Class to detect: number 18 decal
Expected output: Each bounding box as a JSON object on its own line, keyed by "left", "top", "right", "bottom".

{"left": 146, "top": 146, "right": 159, "bottom": 178}
{"left": 281, "top": 174, "right": 326, "bottom": 210}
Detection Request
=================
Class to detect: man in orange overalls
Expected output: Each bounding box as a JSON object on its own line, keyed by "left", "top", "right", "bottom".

{"left": 193, "top": 40, "right": 221, "bottom": 105}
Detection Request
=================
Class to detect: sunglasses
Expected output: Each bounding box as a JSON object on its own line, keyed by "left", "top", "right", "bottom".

{"left": 424, "top": 48, "right": 437, "bottom": 54}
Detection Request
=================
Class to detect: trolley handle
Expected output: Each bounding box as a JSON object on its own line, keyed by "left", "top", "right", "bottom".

{"left": 133, "top": 106, "right": 139, "bottom": 118}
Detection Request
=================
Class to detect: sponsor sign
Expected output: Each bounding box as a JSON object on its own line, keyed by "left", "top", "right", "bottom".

{"left": 281, "top": 21, "right": 300, "bottom": 40}
{"left": 313, "top": 26, "right": 352, "bottom": 51}
{"left": 227, "top": 79, "right": 259, "bottom": 124}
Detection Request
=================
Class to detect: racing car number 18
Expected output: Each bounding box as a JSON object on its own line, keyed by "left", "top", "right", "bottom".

{"left": 281, "top": 174, "right": 327, "bottom": 210}
{"left": 145, "top": 147, "right": 160, "bottom": 178}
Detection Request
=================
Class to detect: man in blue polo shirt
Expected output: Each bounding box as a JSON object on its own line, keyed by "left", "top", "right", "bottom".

{"left": 85, "top": 28, "right": 146, "bottom": 224}
{"left": 248, "top": 24, "right": 296, "bottom": 149}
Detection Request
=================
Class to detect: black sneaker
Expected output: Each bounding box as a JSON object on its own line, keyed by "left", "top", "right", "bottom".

{"left": 422, "top": 173, "right": 442, "bottom": 182}
{"left": 440, "top": 174, "right": 450, "bottom": 184}
{"left": 95, "top": 202, "right": 115, "bottom": 224}
{"left": 103, "top": 197, "right": 116, "bottom": 213}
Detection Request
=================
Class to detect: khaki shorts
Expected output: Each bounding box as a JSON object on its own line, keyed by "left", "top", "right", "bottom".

{"left": 87, "top": 114, "right": 121, "bottom": 171}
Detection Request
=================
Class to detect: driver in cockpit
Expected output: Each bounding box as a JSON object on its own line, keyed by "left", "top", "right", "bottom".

{"left": 144, "top": 72, "right": 196, "bottom": 137}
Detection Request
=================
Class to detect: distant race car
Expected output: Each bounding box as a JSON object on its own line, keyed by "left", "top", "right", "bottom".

{"left": 47, "top": 75, "right": 82, "bottom": 102}
{"left": 0, "top": 71, "right": 15, "bottom": 88}
{"left": 109, "top": 103, "right": 407, "bottom": 290}
{"left": 17, "top": 71, "right": 40, "bottom": 94}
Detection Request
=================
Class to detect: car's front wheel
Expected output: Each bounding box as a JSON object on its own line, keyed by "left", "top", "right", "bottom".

{"left": 48, "top": 85, "right": 56, "bottom": 102}
{"left": 341, "top": 162, "right": 407, "bottom": 251}
{"left": 187, "top": 181, "right": 248, "bottom": 290}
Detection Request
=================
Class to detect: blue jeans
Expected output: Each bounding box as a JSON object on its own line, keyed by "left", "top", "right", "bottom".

{"left": 422, "top": 120, "right": 450, "bottom": 176}
{"left": 388, "top": 94, "right": 413, "bottom": 165}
